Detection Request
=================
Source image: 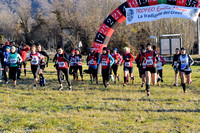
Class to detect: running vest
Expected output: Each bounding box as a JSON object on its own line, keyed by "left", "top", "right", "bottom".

{"left": 123, "top": 53, "right": 133, "bottom": 67}
{"left": 88, "top": 53, "right": 97, "bottom": 66}
{"left": 9, "top": 53, "right": 18, "bottom": 67}
{"left": 75, "top": 55, "right": 82, "bottom": 66}
{"left": 156, "top": 56, "right": 163, "bottom": 70}
{"left": 57, "top": 53, "right": 68, "bottom": 69}
{"left": 69, "top": 56, "right": 75, "bottom": 66}
{"left": 145, "top": 50, "right": 155, "bottom": 68}
{"left": 111, "top": 53, "right": 119, "bottom": 65}
{"left": 180, "top": 54, "right": 190, "bottom": 71}
{"left": 30, "top": 52, "right": 40, "bottom": 65}
{"left": 101, "top": 54, "right": 110, "bottom": 69}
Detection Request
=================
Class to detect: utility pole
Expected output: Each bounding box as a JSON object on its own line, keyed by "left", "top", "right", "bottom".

{"left": 197, "top": 17, "right": 200, "bottom": 55}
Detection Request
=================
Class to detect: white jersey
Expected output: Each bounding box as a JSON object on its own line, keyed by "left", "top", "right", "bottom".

{"left": 156, "top": 56, "right": 163, "bottom": 70}
{"left": 180, "top": 54, "right": 190, "bottom": 71}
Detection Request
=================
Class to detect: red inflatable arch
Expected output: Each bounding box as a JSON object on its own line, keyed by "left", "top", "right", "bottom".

{"left": 92, "top": 0, "right": 200, "bottom": 53}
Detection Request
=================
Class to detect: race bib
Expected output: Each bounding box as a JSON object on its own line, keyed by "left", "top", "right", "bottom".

{"left": 31, "top": 57, "right": 38, "bottom": 65}
{"left": 125, "top": 62, "right": 130, "bottom": 67}
{"left": 142, "top": 62, "right": 146, "bottom": 69}
{"left": 90, "top": 59, "right": 95, "bottom": 65}
{"left": 58, "top": 62, "right": 65, "bottom": 67}
{"left": 102, "top": 61, "right": 108, "bottom": 66}
{"left": 146, "top": 59, "right": 153, "bottom": 65}
{"left": 75, "top": 58, "right": 79, "bottom": 64}
{"left": 174, "top": 61, "right": 178, "bottom": 66}
{"left": 10, "top": 59, "right": 17, "bottom": 64}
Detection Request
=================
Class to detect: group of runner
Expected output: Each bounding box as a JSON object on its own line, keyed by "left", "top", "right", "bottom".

{"left": 0, "top": 41, "right": 194, "bottom": 97}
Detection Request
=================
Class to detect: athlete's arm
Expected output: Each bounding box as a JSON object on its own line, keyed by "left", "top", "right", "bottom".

{"left": 97, "top": 54, "right": 102, "bottom": 65}
{"left": 160, "top": 56, "right": 166, "bottom": 64}
{"left": 188, "top": 54, "right": 194, "bottom": 66}
{"left": 108, "top": 54, "right": 115, "bottom": 66}
{"left": 118, "top": 54, "right": 123, "bottom": 64}
{"left": 17, "top": 54, "right": 22, "bottom": 63}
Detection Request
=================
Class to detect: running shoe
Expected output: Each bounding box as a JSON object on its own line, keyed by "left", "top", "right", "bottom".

{"left": 69, "top": 86, "right": 73, "bottom": 91}
{"left": 114, "top": 81, "right": 117, "bottom": 84}
{"left": 141, "top": 82, "right": 145, "bottom": 87}
{"left": 147, "top": 92, "right": 150, "bottom": 97}
{"left": 33, "top": 85, "right": 37, "bottom": 89}
{"left": 161, "top": 79, "right": 164, "bottom": 82}
{"left": 58, "top": 85, "right": 63, "bottom": 91}
{"left": 4, "top": 81, "right": 8, "bottom": 84}
{"left": 174, "top": 83, "right": 178, "bottom": 87}
{"left": 123, "top": 83, "right": 127, "bottom": 87}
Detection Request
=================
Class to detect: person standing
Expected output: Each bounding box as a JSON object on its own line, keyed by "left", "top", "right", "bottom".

{"left": 110, "top": 48, "right": 122, "bottom": 84}
{"left": 172, "top": 48, "right": 180, "bottom": 87}
{"left": 86, "top": 47, "right": 99, "bottom": 84}
{"left": 97, "top": 47, "right": 114, "bottom": 89}
{"left": 122, "top": 47, "right": 135, "bottom": 86}
{"left": 69, "top": 50, "right": 76, "bottom": 81}
{"left": 26, "top": 45, "right": 41, "bottom": 89}
{"left": 3, "top": 46, "right": 10, "bottom": 84}
{"left": 20, "top": 42, "right": 30, "bottom": 77}
{"left": 144, "top": 43, "right": 157, "bottom": 97}
{"left": 178, "top": 47, "right": 194, "bottom": 93}
{"left": 54, "top": 47, "right": 72, "bottom": 91}
{"left": 7, "top": 46, "right": 22, "bottom": 87}
{"left": 37, "top": 44, "right": 49, "bottom": 87}
{"left": 74, "top": 48, "right": 84, "bottom": 81}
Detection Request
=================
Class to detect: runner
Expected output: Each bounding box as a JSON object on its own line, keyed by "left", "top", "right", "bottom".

{"left": 3, "top": 46, "right": 10, "bottom": 84}
{"left": 172, "top": 48, "right": 180, "bottom": 87}
{"left": 86, "top": 47, "right": 99, "bottom": 84}
{"left": 20, "top": 42, "right": 30, "bottom": 77}
{"left": 135, "top": 44, "right": 145, "bottom": 79}
{"left": 69, "top": 50, "right": 76, "bottom": 81}
{"left": 26, "top": 45, "right": 41, "bottom": 89}
{"left": 156, "top": 54, "right": 166, "bottom": 86}
{"left": 7, "top": 46, "right": 22, "bottom": 87}
{"left": 144, "top": 43, "right": 157, "bottom": 97}
{"left": 54, "top": 47, "right": 72, "bottom": 91}
{"left": 178, "top": 47, "right": 194, "bottom": 93}
{"left": 122, "top": 47, "right": 135, "bottom": 86}
{"left": 97, "top": 47, "right": 114, "bottom": 88}
{"left": 138, "top": 48, "right": 146, "bottom": 87}
{"left": 74, "top": 48, "right": 84, "bottom": 81}
{"left": 110, "top": 48, "right": 122, "bottom": 84}
{"left": 37, "top": 44, "right": 49, "bottom": 87}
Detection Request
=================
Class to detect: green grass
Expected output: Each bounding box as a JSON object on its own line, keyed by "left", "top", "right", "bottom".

{"left": 0, "top": 63, "right": 200, "bottom": 132}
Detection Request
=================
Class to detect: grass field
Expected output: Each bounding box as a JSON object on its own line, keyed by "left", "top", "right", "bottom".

{"left": 0, "top": 63, "right": 200, "bottom": 132}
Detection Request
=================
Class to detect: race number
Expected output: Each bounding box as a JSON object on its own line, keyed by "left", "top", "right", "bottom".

{"left": 31, "top": 57, "right": 38, "bottom": 65}
{"left": 58, "top": 62, "right": 65, "bottom": 67}
{"left": 102, "top": 61, "right": 108, "bottom": 66}
{"left": 10, "top": 59, "right": 17, "bottom": 64}
{"left": 90, "top": 59, "right": 95, "bottom": 65}
{"left": 146, "top": 59, "right": 153, "bottom": 65}
{"left": 125, "top": 62, "right": 130, "bottom": 67}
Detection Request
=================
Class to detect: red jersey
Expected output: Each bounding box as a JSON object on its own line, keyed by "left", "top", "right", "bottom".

{"left": 57, "top": 53, "right": 68, "bottom": 69}
{"left": 20, "top": 45, "right": 30, "bottom": 61}
{"left": 123, "top": 53, "right": 134, "bottom": 67}
{"left": 28, "top": 52, "right": 40, "bottom": 65}
{"left": 145, "top": 50, "right": 156, "bottom": 68}
{"left": 101, "top": 54, "right": 110, "bottom": 69}
{"left": 111, "top": 53, "right": 119, "bottom": 65}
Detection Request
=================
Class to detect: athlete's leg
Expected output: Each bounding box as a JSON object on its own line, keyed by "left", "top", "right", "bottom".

{"left": 145, "top": 70, "right": 151, "bottom": 96}
{"left": 187, "top": 73, "right": 192, "bottom": 84}
{"left": 180, "top": 72, "right": 186, "bottom": 93}
{"left": 62, "top": 68, "right": 71, "bottom": 87}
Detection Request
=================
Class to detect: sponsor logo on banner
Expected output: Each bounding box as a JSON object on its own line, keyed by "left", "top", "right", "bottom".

{"left": 126, "top": 4, "right": 200, "bottom": 25}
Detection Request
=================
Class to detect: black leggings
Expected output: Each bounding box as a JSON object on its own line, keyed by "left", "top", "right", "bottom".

{"left": 31, "top": 65, "right": 40, "bottom": 79}
{"left": 9, "top": 67, "right": 18, "bottom": 81}
{"left": 57, "top": 68, "right": 71, "bottom": 86}
{"left": 20, "top": 61, "right": 27, "bottom": 76}
{"left": 89, "top": 67, "right": 98, "bottom": 81}
{"left": 3, "top": 65, "right": 9, "bottom": 82}
{"left": 110, "top": 65, "right": 119, "bottom": 76}
{"left": 157, "top": 69, "right": 163, "bottom": 79}
{"left": 102, "top": 68, "right": 110, "bottom": 88}
{"left": 74, "top": 66, "right": 83, "bottom": 79}
{"left": 69, "top": 66, "right": 75, "bottom": 80}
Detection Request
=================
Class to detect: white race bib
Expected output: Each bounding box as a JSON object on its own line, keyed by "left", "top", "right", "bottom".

{"left": 146, "top": 59, "right": 153, "bottom": 65}
{"left": 125, "top": 62, "right": 130, "bottom": 67}
{"left": 58, "top": 62, "right": 65, "bottom": 67}
{"left": 10, "top": 59, "right": 17, "bottom": 64}
{"left": 174, "top": 61, "right": 178, "bottom": 66}
{"left": 90, "top": 60, "right": 95, "bottom": 65}
{"left": 102, "top": 61, "right": 108, "bottom": 66}
{"left": 31, "top": 57, "right": 38, "bottom": 65}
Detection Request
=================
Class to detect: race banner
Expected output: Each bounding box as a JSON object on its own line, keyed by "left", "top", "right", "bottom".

{"left": 126, "top": 4, "right": 200, "bottom": 25}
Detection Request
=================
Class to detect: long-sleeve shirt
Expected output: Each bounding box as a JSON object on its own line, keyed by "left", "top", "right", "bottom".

{"left": 39, "top": 50, "right": 49, "bottom": 63}
{"left": 97, "top": 54, "right": 115, "bottom": 66}
{"left": 20, "top": 45, "right": 30, "bottom": 62}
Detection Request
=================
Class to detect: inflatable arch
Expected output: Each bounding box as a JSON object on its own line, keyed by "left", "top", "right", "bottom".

{"left": 93, "top": 0, "right": 200, "bottom": 53}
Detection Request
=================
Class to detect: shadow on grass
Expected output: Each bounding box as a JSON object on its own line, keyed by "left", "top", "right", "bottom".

{"left": 143, "top": 109, "right": 200, "bottom": 113}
